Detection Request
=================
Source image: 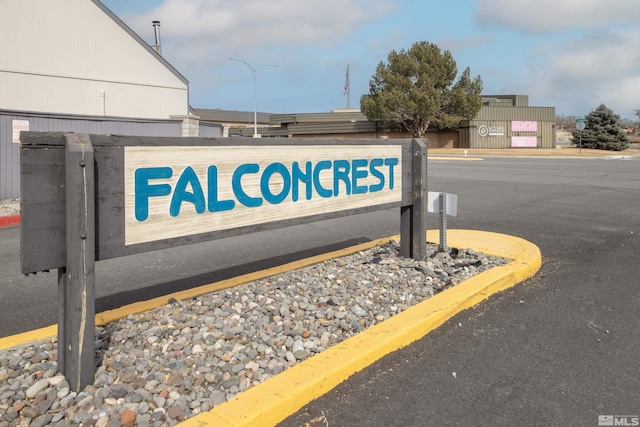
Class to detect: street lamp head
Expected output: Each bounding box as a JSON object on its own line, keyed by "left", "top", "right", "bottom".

{"left": 229, "top": 58, "right": 277, "bottom": 72}
{"left": 229, "top": 58, "right": 277, "bottom": 138}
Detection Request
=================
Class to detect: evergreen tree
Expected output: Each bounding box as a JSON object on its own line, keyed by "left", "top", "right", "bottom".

{"left": 360, "top": 41, "right": 483, "bottom": 138}
{"left": 572, "top": 104, "right": 630, "bottom": 151}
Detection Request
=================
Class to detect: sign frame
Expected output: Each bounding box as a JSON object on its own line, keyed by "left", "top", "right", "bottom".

{"left": 20, "top": 132, "right": 429, "bottom": 390}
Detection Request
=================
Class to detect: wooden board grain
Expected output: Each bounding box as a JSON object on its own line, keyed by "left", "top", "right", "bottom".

{"left": 124, "top": 145, "right": 403, "bottom": 245}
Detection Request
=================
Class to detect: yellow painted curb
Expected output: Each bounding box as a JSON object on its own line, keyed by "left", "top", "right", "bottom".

{"left": 0, "top": 326, "right": 58, "bottom": 351}
{"left": 178, "top": 230, "right": 541, "bottom": 427}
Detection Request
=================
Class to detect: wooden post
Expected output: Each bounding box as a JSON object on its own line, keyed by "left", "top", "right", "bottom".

{"left": 59, "top": 133, "right": 96, "bottom": 391}
{"left": 400, "top": 206, "right": 411, "bottom": 258}
{"left": 400, "top": 138, "right": 427, "bottom": 259}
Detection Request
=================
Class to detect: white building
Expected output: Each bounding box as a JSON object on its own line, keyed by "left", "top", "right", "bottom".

{"left": 0, "top": 0, "right": 190, "bottom": 119}
{"left": 0, "top": 0, "right": 223, "bottom": 199}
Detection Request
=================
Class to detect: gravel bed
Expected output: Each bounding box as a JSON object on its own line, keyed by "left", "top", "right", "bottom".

{"left": 0, "top": 240, "right": 507, "bottom": 427}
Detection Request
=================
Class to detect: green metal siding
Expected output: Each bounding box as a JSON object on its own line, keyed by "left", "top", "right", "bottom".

{"left": 461, "top": 120, "right": 555, "bottom": 149}
{"left": 482, "top": 95, "right": 529, "bottom": 107}
{"left": 459, "top": 102, "right": 556, "bottom": 149}
{"left": 193, "top": 108, "right": 273, "bottom": 124}
{"left": 270, "top": 111, "right": 368, "bottom": 125}
{"left": 514, "top": 95, "right": 529, "bottom": 107}
{"left": 288, "top": 121, "right": 375, "bottom": 135}
{"left": 475, "top": 106, "right": 555, "bottom": 121}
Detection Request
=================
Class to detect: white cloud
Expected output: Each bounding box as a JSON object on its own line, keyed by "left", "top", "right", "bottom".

{"left": 108, "top": 0, "right": 640, "bottom": 116}
{"left": 551, "top": 30, "right": 640, "bottom": 81}
{"left": 124, "top": 0, "right": 394, "bottom": 49}
{"left": 596, "top": 75, "right": 640, "bottom": 117}
{"left": 475, "top": 0, "right": 640, "bottom": 33}
{"left": 511, "top": 28, "right": 640, "bottom": 117}
{"left": 112, "top": 0, "right": 396, "bottom": 112}
{"left": 119, "top": 1, "right": 393, "bottom": 95}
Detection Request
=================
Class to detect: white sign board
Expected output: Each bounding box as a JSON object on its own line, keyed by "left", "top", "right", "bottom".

{"left": 512, "top": 121, "right": 538, "bottom": 132}
{"left": 511, "top": 136, "right": 537, "bottom": 148}
{"left": 478, "top": 125, "right": 504, "bottom": 137}
{"left": 427, "top": 191, "right": 458, "bottom": 217}
{"left": 12, "top": 120, "right": 29, "bottom": 143}
{"left": 124, "top": 145, "right": 403, "bottom": 245}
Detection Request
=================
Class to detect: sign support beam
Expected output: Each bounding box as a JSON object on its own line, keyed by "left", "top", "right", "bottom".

{"left": 400, "top": 138, "right": 427, "bottom": 259}
{"left": 59, "top": 133, "right": 96, "bottom": 391}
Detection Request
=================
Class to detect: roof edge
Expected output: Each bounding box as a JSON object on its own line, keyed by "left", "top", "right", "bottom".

{"left": 91, "top": 0, "right": 189, "bottom": 87}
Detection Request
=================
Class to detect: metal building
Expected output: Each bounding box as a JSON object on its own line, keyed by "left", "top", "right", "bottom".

{"left": 459, "top": 95, "right": 556, "bottom": 149}
{"left": 0, "top": 110, "right": 222, "bottom": 199}
{"left": 209, "top": 96, "right": 556, "bottom": 149}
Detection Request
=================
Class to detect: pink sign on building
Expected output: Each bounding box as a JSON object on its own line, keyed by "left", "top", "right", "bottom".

{"left": 511, "top": 136, "right": 538, "bottom": 147}
{"left": 512, "top": 121, "right": 538, "bottom": 132}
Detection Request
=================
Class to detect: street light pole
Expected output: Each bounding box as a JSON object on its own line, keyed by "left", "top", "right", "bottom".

{"left": 229, "top": 58, "right": 276, "bottom": 138}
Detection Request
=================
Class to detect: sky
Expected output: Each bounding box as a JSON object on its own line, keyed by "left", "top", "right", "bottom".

{"left": 100, "top": 0, "right": 640, "bottom": 120}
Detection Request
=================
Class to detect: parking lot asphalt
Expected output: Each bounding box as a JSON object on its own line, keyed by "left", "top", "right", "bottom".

{"left": 2, "top": 150, "right": 633, "bottom": 425}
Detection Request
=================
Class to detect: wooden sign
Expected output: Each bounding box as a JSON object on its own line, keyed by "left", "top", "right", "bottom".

{"left": 21, "top": 133, "right": 427, "bottom": 391}
{"left": 124, "top": 145, "right": 402, "bottom": 245}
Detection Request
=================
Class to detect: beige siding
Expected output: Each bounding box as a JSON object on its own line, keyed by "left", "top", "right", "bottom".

{"left": 0, "top": 0, "right": 189, "bottom": 119}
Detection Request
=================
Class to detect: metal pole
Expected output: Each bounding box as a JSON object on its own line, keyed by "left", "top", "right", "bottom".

{"left": 151, "top": 21, "right": 162, "bottom": 56}
{"left": 229, "top": 58, "right": 276, "bottom": 138}
{"left": 346, "top": 64, "right": 350, "bottom": 109}
{"left": 439, "top": 193, "right": 447, "bottom": 251}
{"left": 579, "top": 130, "right": 582, "bottom": 155}
{"left": 252, "top": 69, "right": 257, "bottom": 136}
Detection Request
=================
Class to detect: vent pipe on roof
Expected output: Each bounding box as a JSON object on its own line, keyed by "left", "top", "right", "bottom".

{"left": 151, "top": 20, "right": 162, "bottom": 56}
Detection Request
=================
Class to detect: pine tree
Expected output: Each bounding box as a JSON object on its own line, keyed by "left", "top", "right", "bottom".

{"left": 572, "top": 104, "right": 630, "bottom": 151}
{"left": 360, "top": 41, "right": 483, "bottom": 138}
